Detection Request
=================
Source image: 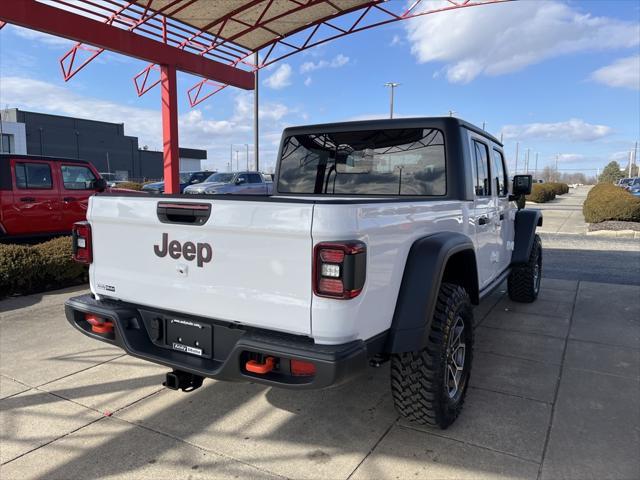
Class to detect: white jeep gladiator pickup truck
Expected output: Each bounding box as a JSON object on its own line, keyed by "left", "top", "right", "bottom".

{"left": 65, "top": 117, "right": 542, "bottom": 428}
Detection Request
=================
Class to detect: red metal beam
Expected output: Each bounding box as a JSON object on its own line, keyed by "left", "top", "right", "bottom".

{"left": 0, "top": 0, "right": 254, "bottom": 90}
{"left": 161, "top": 64, "right": 180, "bottom": 194}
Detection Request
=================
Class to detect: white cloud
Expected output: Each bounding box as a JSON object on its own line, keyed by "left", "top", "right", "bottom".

{"left": 0, "top": 76, "right": 296, "bottom": 171}
{"left": 406, "top": 0, "right": 640, "bottom": 84}
{"left": 263, "top": 63, "right": 292, "bottom": 89}
{"left": 304, "top": 77, "right": 312, "bottom": 87}
{"left": 557, "top": 153, "right": 585, "bottom": 162}
{"left": 9, "top": 25, "right": 74, "bottom": 47}
{"left": 500, "top": 119, "right": 612, "bottom": 142}
{"left": 591, "top": 55, "right": 640, "bottom": 90}
{"left": 300, "top": 54, "right": 350, "bottom": 73}
{"left": 390, "top": 35, "right": 402, "bottom": 47}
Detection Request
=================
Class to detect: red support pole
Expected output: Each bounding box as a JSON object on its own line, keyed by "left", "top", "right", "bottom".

{"left": 161, "top": 64, "right": 179, "bottom": 195}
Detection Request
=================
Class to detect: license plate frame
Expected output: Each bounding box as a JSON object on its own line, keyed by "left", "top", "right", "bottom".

{"left": 166, "top": 318, "right": 212, "bottom": 358}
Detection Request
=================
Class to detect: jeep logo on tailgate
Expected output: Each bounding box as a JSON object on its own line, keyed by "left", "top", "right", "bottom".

{"left": 154, "top": 233, "right": 212, "bottom": 267}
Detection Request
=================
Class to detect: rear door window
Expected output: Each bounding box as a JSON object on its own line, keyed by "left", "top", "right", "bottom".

{"left": 15, "top": 162, "right": 53, "bottom": 189}
{"left": 61, "top": 165, "right": 96, "bottom": 190}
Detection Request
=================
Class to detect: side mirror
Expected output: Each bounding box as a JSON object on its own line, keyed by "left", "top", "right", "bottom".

{"left": 93, "top": 178, "right": 107, "bottom": 192}
{"left": 512, "top": 174, "right": 532, "bottom": 196}
{"left": 235, "top": 177, "right": 246, "bottom": 185}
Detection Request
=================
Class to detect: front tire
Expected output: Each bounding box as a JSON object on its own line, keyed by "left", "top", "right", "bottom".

{"left": 390, "top": 283, "right": 474, "bottom": 429}
{"left": 508, "top": 234, "right": 542, "bottom": 303}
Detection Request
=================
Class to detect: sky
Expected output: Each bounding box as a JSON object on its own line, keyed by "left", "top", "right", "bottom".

{"left": 0, "top": 0, "right": 639, "bottom": 176}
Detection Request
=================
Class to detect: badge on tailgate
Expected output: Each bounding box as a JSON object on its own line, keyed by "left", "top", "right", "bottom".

{"left": 154, "top": 233, "right": 212, "bottom": 268}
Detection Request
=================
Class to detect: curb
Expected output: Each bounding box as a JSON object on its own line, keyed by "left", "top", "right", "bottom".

{"left": 586, "top": 230, "right": 640, "bottom": 239}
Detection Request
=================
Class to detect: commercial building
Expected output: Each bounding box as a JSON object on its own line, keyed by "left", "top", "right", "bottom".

{"left": 0, "top": 108, "right": 206, "bottom": 180}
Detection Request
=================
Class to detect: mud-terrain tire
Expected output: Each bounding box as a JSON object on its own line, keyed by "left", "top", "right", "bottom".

{"left": 508, "top": 234, "right": 542, "bottom": 303}
{"left": 390, "top": 283, "right": 474, "bottom": 429}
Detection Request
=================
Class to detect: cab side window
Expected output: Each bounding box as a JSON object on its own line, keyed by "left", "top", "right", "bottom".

{"left": 248, "top": 173, "right": 262, "bottom": 184}
{"left": 15, "top": 163, "right": 53, "bottom": 189}
{"left": 61, "top": 165, "right": 96, "bottom": 190}
{"left": 492, "top": 149, "right": 507, "bottom": 196}
{"left": 237, "top": 173, "right": 249, "bottom": 183}
{"left": 473, "top": 141, "right": 491, "bottom": 197}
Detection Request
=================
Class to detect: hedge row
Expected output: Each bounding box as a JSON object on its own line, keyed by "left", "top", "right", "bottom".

{"left": 114, "top": 181, "right": 144, "bottom": 190}
{"left": 0, "top": 237, "right": 88, "bottom": 299}
{"left": 583, "top": 183, "right": 640, "bottom": 223}
{"left": 525, "top": 182, "right": 569, "bottom": 203}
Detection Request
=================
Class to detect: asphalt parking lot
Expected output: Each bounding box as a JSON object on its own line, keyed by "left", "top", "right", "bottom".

{"left": 1, "top": 275, "right": 638, "bottom": 480}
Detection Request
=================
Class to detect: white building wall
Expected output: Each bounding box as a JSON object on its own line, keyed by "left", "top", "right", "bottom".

{"left": 179, "top": 157, "right": 202, "bottom": 171}
{"left": 1, "top": 121, "right": 27, "bottom": 154}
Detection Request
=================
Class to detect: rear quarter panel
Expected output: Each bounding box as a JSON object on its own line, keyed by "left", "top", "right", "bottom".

{"left": 311, "top": 200, "right": 473, "bottom": 344}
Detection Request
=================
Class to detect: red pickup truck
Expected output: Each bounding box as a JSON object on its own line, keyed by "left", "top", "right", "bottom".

{"left": 0, "top": 154, "right": 110, "bottom": 241}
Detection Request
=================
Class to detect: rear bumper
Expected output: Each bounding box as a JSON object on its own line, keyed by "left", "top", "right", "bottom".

{"left": 64, "top": 294, "right": 373, "bottom": 390}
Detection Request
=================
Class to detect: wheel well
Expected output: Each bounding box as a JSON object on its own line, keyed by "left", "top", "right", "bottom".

{"left": 441, "top": 250, "right": 479, "bottom": 305}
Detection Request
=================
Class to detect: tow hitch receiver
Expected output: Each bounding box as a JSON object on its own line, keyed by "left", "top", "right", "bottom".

{"left": 163, "top": 370, "right": 204, "bottom": 392}
{"left": 246, "top": 356, "right": 276, "bottom": 374}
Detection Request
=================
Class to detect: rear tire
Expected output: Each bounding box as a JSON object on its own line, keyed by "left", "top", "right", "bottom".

{"left": 508, "top": 234, "right": 542, "bottom": 303}
{"left": 390, "top": 283, "right": 474, "bottom": 429}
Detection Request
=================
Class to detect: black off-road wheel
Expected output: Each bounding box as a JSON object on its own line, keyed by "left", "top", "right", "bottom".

{"left": 508, "top": 234, "right": 542, "bottom": 303}
{"left": 390, "top": 283, "right": 474, "bottom": 429}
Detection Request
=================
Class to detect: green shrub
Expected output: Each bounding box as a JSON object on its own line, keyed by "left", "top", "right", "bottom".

{"left": 114, "top": 181, "right": 143, "bottom": 191}
{"left": 0, "top": 237, "right": 88, "bottom": 299}
{"left": 526, "top": 184, "right": 557, "bottom": 203}
{"left": 583, "top": 184, "right": 640, "bottom": 223}
{"left": 546, "top": 182, "right": 569, "bottom": 195}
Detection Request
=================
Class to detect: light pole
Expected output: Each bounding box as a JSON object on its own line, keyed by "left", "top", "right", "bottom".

{"left": 245, "top": 143, "right": 249, "bottom": 171}
{"left": 235, "top": 150, "right": 240, "bottom": 171}
{"left": 384, "top": 82, "right": 400, "bottom": 119}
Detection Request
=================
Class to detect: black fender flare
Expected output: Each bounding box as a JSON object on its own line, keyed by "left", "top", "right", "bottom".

{"left": 511, "top": 209, "right": 543, "bottom": 265}
{"left": 385, "top": 232, "right": 477, "bottom": 354}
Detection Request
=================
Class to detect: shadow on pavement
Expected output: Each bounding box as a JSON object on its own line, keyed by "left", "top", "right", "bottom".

{"left": 543, "top": 248, "right": 640, "bottom": 286}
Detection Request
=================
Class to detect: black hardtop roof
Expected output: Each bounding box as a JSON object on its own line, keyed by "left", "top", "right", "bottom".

{"left": 281, "top": 116, "right": 503, "bottom": 147}
{"left": 0, "top": 153, "right": 90, "bottom": 165}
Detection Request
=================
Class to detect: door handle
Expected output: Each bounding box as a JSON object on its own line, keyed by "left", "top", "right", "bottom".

{"left": 63, "top": 197, "right": 76, "bottom": 202}
{"left": 20, "top": 197, "right": 36, "bottom": 203}
{"left": 478, "top": 216, "right": 491, "bottom": 225}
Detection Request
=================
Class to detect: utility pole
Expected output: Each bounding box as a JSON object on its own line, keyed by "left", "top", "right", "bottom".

{"left": 235, "top": 150, "right": 240, "bottom": 171}
{"left": 482, "top": 121, "right": 486, "bottom": 131}
{"left": 514, "top": 142, "right": 519, "bottom": 175}
{"left": 230, "top": 144, "right": 233, "bottom": 171}
{"left": 384, "top": 82, "right": 400, "bottom": 119}
{"left": 525, "top": 148, "right": 530, "bottom": 174}
{"left": 555, "top": 154, "right": 559, "bottom": 182}
{"left": 254, "top": 52, "right": 259, "bottom": 172}
{"left": 629, "top": 151, "right": 633, "bottom": 178}
{"left": 534, "top": 152, "right": 538, "bottom": 178}
{"left": 245, "top": 144, "right": 249, "bottom": 171}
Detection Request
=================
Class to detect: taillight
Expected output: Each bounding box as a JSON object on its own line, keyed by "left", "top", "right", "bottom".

{"left": 290, "top": 360, "right": 316, "bottom": 376}
{"left": 313, "top": 241, "right": 366, "bottom": 299}
{"left": 72, "top": 221, "right": 92, "bottom": 264}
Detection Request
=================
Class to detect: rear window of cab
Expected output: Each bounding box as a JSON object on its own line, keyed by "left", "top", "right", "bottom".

{"left": 277, "top": 128, "right": 446, "bottom": 196}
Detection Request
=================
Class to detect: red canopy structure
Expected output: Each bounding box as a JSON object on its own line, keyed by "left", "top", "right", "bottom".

{"left": 0, "top": 0, "right": 508, "bottom": 193}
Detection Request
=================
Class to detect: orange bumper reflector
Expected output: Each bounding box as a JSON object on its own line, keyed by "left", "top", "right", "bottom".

{"left": 85, "top": 313, "right": 114, "bottom": 334}
{"left": 246, "top": 356, "right": 275, "bottom": 374}
{"left": 291, "top": 360, "right": 316, "bottom": 376}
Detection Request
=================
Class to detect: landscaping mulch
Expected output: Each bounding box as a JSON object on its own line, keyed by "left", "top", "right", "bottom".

{"left": 588, "top": 220, "right": 640, "bottom": 232}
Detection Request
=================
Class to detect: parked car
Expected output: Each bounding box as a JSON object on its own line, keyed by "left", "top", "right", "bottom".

{"left": 616, "top": 178, "right": 634, "bottom": 188}
{"left": 626, "top": 177, "right": 640, "bottom": 196}
{"left": 183, "top": 171, "right": 273, "bottom": 195}
{"left": 142, "top": 171, "right": 213, "bottom": 194}
{"left": 1, "top": 154, "right": 111, "bottom": 241}
{"left": 65, "top": 117, "right": 542, "bottom": 429}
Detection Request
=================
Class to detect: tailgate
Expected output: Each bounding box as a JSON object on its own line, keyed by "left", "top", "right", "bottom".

{"left": 88, "top": 195, "right": 313, "bottom": 336}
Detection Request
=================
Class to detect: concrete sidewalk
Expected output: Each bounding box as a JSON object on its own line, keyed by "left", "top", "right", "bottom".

{"left": 530, "top": 185, "right": 591, "bottom": 235}
{"left": 1, "top": 280, "right": 638, "bottom": 480}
